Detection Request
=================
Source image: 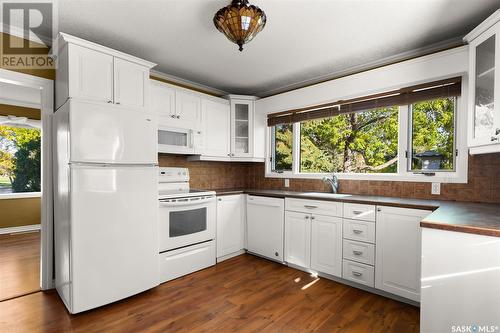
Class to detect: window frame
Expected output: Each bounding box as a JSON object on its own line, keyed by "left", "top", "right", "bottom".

{"left": 266, "top": 95, "right": 468, "bottom": 183}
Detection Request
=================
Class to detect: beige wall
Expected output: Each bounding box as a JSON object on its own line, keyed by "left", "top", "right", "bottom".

{"left": 0, "top": 197, "right": 41, "bottom": 228}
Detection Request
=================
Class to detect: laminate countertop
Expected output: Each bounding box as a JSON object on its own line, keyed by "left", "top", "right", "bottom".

{"left": 214, "top": 188, "right": 500, "bottom": 237}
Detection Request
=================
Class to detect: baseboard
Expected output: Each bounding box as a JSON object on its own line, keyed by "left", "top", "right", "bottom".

{"left": 0, "top": 224, "right": 41, "bottom": 235}
{"left": 217, "top": 249, "right": 246, "bottom": 263}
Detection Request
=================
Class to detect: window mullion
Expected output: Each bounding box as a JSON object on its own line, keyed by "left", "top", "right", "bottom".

{"left": 292, "top": 122, "right": 300, "bottom": 175}
{"left": 398, "top": 105, "right": 409, "bottom": 177}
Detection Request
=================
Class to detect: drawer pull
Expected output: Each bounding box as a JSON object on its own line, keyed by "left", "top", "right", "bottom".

{"left": 352, "top": 271, "right": 363, "bottom": 277}
{"left": 352, "top": 210, "right": 364, "bottom": 215}
{"left": 353, "top": 250, "right": 363, "bottom": 256}
{"left": 304, "top": 205, "right": 318, "bottom": 209}
{"left": 352, "top": 229, "right": 363, "bottom": 234}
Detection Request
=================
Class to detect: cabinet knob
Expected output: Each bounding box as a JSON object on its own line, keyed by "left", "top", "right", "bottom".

{"left": 176, "top": 115, "right": 180, "bottom": 119}
{"left": 275, "top": 252, "right": 279, "bottom": 257}
{"left": 305, "top": 215, "right": 309, "bottom": 219}
{"left": 377, "top": 208, "right": 381, "bottom": 212}
{"left": 496, "top": 128, "right": 500, "bottom": 135}
{"left": 491, "top": 136, "right": 499, "bottom": 142}
{"left": 171, "top": 115, "right": 175, "bottom": 118}
{"left": 218, "top": 198, "right": 222, "bottom": 201}
{"left": 311, "top": 216, "right": 315, "bottom": 220}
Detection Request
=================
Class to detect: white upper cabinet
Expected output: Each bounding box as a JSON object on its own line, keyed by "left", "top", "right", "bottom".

{"left": 151, "top": 81, "right": 176, "bottom": 124}
{"left": 230, "top": 98, "right": 254, "bottom": 158}
{"left": 465, "top": 10, "right": 500, "bottom": 154}
{"left": 56, "top": 33, "right": 156, "bottom": 110}
{"left": 66, "top": 44, "right": 114, "bottom": 106}
{"left": 113, "top": 58, "right": 149, "bottom": 109}
{"left": 175, "top": 90, "right": 202, "bottom": 129}
{"left": 375, "top": 206, "right": 430, "bottom": 302}
{"left": 202, "top": 99, "right": 231, "bottom": 158}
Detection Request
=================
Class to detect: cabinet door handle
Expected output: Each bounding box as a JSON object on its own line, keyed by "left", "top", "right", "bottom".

{"left": 496, "top": 128, "right": 500, "bottom": 135}
{"left": 107, "top": 100, "right": 112, "bottom": 103}
{"left": 352, "top": 229, "right": 363, "bottom": 234}
{"left": 491, "top": 136, "right": 499, "bottom": 142}
{"left": 304, "top": 205, "right": 318, "bottom": 209}
{"left": 352, "top": 271, "right": 363, "bottom": 277}
{"left": 170, "top": 115, "right": 175, "bottom": 118}
{"left": 176, "top": 115, "right": 180, "bottom": 119}
{"left": 353, "top": 250, "right": 363, "bottom": 256}
{"left": 115, "top": 102, "right": 120, "bottom": 105}
{"left": 352, "top": 210, "right": 364, "bottom": 215}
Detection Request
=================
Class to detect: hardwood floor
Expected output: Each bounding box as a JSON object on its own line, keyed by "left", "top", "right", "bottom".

{"left": 0, "top": 254, "right": 419, "bottom": 333}
{"left": 0, "top": 231, "right": 40, "bottom": 301}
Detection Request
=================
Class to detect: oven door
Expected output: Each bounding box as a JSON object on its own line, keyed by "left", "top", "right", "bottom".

{"left": 157, "top": 126, "right": 194, "bottom": 154}
{"left": 159, "top": 196, "right": 215, "bottom": 252}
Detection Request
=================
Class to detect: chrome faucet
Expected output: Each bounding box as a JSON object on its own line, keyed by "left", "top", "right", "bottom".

{"left": 323, "top": 174, "right": 339, "bottom": 194}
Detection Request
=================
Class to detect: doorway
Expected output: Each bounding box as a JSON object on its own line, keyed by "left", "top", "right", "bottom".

{"left": 0, "top": 69, "right": 54, "bottom": 299}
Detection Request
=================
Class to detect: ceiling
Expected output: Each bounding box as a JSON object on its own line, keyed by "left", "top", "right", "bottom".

{"left": 57, "top": 0, "right": 500, "bottom": 96}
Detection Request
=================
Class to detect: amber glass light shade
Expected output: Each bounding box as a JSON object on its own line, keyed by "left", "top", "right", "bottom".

{"left": 213, "top": 0, "right": 267, "bottom": 51}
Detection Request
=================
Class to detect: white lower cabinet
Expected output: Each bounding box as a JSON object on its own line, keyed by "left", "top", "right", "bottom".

{"left": 284, "top": 198, "right": 343, "bottom": 277}
{"left": 343, "top": 260, "right": 375, "bottom": 287}
{"left": 310, "top": 215, "right": 343, "bottom": 277}
{"left": 216, "top": 195, "right": 245, "bottom": 260}
{"left": 375, "top": 206, "right": 431, "bottom": 302}
{"left": 284, "top": 211, "right": 311, "bottom": 268}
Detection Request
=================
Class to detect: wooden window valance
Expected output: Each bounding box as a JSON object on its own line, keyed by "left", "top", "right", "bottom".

{"left": 267, "top": 76, "right": 462, "bottom": 126}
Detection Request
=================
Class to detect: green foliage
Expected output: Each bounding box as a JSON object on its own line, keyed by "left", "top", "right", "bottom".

{"left": 0, "top": 125, "right": 41, "bottom": 192}
{"left": 411, "top": 98, "right": 454, "bottom": 170}
{"left": 273, "top": 124, "right": 293, "bottom": 171}
{"left": 273, "top": 98, "right": 455, "bottom": 174}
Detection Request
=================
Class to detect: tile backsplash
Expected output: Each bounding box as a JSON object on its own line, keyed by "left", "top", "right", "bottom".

{"left": 159, "top": 153, "right": 500, "bottom": 204}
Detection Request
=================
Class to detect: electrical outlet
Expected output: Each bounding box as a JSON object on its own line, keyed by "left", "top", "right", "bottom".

{"left": 284, "top": 179, "right": 290, "bottom": 188}
{"left": 431, "top": 182, "right": 441, "bottom": 195}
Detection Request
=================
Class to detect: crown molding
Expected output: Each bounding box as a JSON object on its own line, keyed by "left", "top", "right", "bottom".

{"left": 150, "top": 70, "right": 228, "bottom": 97}
{"left": 464, "top": 9, "right": 500, "bottom": 42}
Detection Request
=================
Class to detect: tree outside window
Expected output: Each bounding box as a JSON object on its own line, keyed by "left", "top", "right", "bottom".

{"left": 0, "top": 124, "right": 41, "bottom": 193}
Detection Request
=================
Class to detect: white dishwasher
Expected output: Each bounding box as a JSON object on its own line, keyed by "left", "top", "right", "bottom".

{"left": 246, "top": 195, "right": 285, "bottom": 262}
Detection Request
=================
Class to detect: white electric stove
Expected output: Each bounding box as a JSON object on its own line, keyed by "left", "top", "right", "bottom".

{"left": 157, "top": 167, "right": 216, "bottom": 283}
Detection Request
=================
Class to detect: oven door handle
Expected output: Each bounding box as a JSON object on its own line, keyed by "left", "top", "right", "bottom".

{"left": 159, "top": 196, "right": 215, "bottom": 207}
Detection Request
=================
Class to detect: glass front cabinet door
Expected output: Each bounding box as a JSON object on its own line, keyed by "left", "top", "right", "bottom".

{"left": 230, "top": 98, "right": 254, "bottom": 158}
{"left": 466, "top": 11, "right": 500, "bottom": 154}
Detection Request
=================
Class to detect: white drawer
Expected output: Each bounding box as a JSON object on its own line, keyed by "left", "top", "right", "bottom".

{"left": 342, "top": 259, "right": 375, "bottom": 287}
{"left": 343, "top": 203, "right": 376, "bottom": 221}
{"left": 343, "top": 239, "right": 375, "bottom": 265}
{"left": 159, "top": 240, "right": 215, "bottom": 283}
{"left": 343, "top": 219, "right": 375, "bottom": 243}
{"left": 285, "top": 198, "right": 342, "bottom": 217}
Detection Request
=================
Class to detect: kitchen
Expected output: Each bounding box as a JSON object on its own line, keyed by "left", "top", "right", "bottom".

{"left": 1, "top": 1, "right": 500, "bottom": 332}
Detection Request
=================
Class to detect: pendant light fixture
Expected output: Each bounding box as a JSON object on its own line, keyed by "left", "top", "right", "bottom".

{"left": 213, "top": 0, "right": 267, "bottom": 51}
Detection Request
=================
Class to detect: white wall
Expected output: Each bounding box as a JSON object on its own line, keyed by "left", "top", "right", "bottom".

{"left": 256, "top": 46, "right": 468, "bottom": 114}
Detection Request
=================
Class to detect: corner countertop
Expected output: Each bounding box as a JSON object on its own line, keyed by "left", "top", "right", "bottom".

{"left": 214, "top": 188, "right": 500, "bottom": 237}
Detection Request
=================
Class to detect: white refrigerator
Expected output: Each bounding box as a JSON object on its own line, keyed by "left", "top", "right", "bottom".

{"left": 53, "top": 99, "right": 159, "bottom": 314}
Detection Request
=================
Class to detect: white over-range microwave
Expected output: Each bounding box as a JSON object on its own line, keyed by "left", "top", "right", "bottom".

{"left": 158, "top": 126, "right": 195, "bottom": 154}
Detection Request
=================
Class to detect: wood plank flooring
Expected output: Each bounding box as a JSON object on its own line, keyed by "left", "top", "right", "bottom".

{"left": 0, "top": 231, "right": 40, "bottom": 301}
{"left": 0, "top": 254, "right": 419, "bottom": 333}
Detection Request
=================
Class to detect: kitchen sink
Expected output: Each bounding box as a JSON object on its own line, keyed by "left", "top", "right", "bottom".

{"left": 301, "top": 192, "right": 352, "bottom": 199}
